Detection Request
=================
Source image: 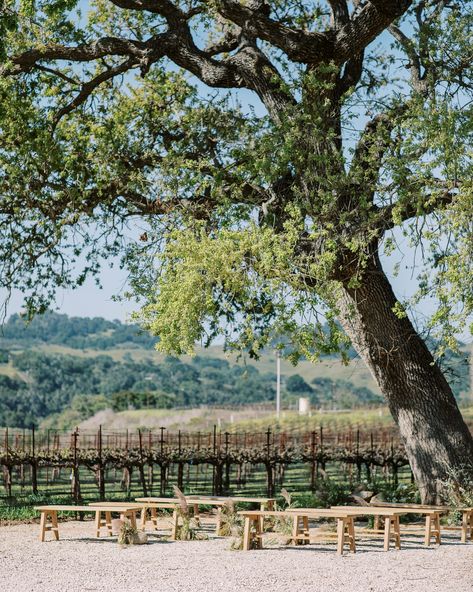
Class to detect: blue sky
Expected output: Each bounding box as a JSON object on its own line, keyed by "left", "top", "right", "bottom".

{"left": 2, "top": 225, "right": 437, "bottom": 331}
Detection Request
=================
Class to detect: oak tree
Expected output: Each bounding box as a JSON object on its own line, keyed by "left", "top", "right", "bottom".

{"left": 0, "top": 1, "right": 472, "bottom": 501}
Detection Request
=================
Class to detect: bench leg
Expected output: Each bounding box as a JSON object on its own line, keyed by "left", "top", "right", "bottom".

{"left": 105, "top": 511, "right": 113, "bottom": 536}
{"left": 292, "top": 515, "right": 301, "bottom": 546}
{"left": 336, "top": 518, "right": 345, "bottom": 555}
{"left": 39, "top": 511, "right": 47, "bottom": 542}
{"left": 255, "top": 514, "right": 263, "bottom": 549}
{"left": 95, "top": 510, "right": 112, "bottom": 537}
{"left": 243, "top": 517, "right": 252, "bottom": 551}
{"left": 348, "top": 517, "right": 356, "bottom": 553}
{"left": 193, "top": 503, "right": 200, "bottom": 526}
{"left": 39, "top": 511, "right": 59, "bottom": 541}
{"left": 424, "top": 514, "right": 432, "bottom": 547}
{"left": 127, "top": 510, "right": 137, "bottom": 530}
{"left": 95, "top": 510, "right": 102, "bottom": 537}
{"left": 461, "top": 511, "right": 468, "bottom": 543}
{"left": 434, "top": 513, "right": 441, "bottom": 545}
{"left": 302, "top": 516, "right": 309, "bottom": 545}
{"left": 151, "top": 507, "right": 159, "bottom": 530}
{"left": 171, "top": 509, "right": 178, "bottom": 540}
{"left": 383, "top": 516, "right": 391, "bottom": 552}
{"left": 140, "top": 507, "right": 147, "bottom": 530}
{"left": 393, "top": 516, "right": 401, "bottom": 550}
{"left": 51, "top": 511, "right": 59, "bottom": 541}
{"left": 215, "top": 507, "right": 222, "bottom": 535}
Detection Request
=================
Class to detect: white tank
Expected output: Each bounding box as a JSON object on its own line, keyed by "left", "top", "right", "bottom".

{"left": 298, "top": 397, "right": 310, "bottom": 415}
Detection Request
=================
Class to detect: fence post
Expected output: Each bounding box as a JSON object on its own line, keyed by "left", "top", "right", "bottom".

{"left": 212, "top": 425, "right": 217, "bottom": 495}
{"left": 4, "top": 428, "right": 12, "bottom": 498}
{"left": 148, "top": 430, "right": 154, "bottom": 495}
{"left": 31, "top": 424, "right": 38, "bottom": 495}
{"left": 159, "top": 427, "right": 166, "bottom": 496}
{"left": 224, "top": 431, "right": 230, "bottom": 493}
{"left": 310, "top": 430, "right": 316, "bottom": 491}
{"left": 177, "top": 430, "right": 184, "bottom": 490}
{"left": 138, "top": 429, "right": 148, "bottom": 496}
{"left": 356, "top": 429, "right": 361, "bottom": 482}
{"left": 319, "top": 425, "right": 326, "bottom": 476}
{"left": 72, "top": 428, "right": 81, "bottom": 504}
{"left": 98, "top": 425, "right": 105, "bottom": 501}
{"left": 266, "top": 428, "right": 273, "bottom": 497}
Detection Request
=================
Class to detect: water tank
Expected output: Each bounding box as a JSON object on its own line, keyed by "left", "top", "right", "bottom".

{"left": 298, "top": 397, "right": 310, "bottom": 415}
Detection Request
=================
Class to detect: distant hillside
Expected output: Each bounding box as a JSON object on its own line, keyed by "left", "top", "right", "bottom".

{"left": 0, "top": 311, "right": 156, "bottom": 350}
{"left": 0, "top": 311, "right": 470, "bottom": 429}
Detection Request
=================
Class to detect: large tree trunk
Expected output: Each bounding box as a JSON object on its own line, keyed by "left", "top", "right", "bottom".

{"left": 335, "top": 251, "right": 473, "bottom": 503}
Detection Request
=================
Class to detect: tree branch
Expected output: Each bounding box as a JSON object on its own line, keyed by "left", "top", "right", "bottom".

{"left": 217, "top": 0, "right": 412, "bottom": 65}
{"left": 3, "top": 37, "right": 148, "bottom": 75}
{"left": 377, "top": 188, "right": 456, "bottom": 232}
{"left": 33, "top": 65, "right": 80, "bottom": 85}
{"left": 337, "top": 51, "right": 364, "bottom": 95}
{"left": 388, "top": 24, "right": 427, "bottom": 94}
{"left": 328, "top": 0, "right": 350, "bottom": 28}
{"left": 350, "top": 112, "right": 396, "bottom": 196}
{"left": 216, "top": 0, "right": 331, "bottom": 63}
{"left": 108, "top": 0, "right": 187, "bottom": 22}
{"left": 333, "top": 1, "right": 413, "bottom": 65}
{"left": 52, "top": 58, "right": 140, "bottom": 129}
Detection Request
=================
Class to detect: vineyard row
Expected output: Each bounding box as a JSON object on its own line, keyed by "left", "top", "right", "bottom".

{"left": 0, "top": 425, "right": 412, "bottom": 499}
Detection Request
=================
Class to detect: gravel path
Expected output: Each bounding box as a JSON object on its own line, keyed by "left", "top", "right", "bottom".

{"left": 1, "top": 520, "right": 472, "bottom": 592}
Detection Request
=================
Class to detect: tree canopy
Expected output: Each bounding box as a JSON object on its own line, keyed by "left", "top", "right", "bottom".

{"left": 0, "top": 1, "right": 470, "bottom": 358}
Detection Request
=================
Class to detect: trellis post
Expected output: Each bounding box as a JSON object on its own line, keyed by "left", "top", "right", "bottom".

{"left": 138, "top": 428, "right": 148, "bottom": 496}
{"left": 98, "top": 425, "right": 105, "bottom": 500}
{"left": 158, "top": 426, "right": 166, "bottom": 495}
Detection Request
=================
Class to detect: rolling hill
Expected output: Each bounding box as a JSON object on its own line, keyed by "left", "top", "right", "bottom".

{"left": 0, "top": 311, "right": 470, "bottom": 429}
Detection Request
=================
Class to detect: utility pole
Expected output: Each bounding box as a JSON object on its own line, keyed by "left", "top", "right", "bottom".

{"left": 276, "top": 350, "right": 281, "bottom": 419}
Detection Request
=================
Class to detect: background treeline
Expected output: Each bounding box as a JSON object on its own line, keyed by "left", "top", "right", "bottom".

{"left": 0, "top": 350, "right": 384, "bottom": 428}
{"left": 0, "top": 312, "right": 469, "bottom": 429}
{"left": 0, "top": 311, "right": 156, "bottom": 349}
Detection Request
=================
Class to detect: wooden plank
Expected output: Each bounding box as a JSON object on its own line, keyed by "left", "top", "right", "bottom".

{"left": 330, "top": 506, "right": 405, "bottom": 516}
{"left": 370, "top": 501, "right": 449, "bottom": 511}
{"left": 35, "top": 505, "right": 93, "bottom": 512}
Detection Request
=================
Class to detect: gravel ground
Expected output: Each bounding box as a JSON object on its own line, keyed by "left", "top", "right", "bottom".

{"left": 0, "top": 519, "right": 472, "bottom": 592}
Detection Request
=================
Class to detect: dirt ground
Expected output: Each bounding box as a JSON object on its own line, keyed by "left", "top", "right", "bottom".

{"left": 0, "top": 517, "right": 472, "bottom": 592}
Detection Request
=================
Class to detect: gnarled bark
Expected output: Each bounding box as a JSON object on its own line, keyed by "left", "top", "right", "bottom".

{"left": 335, "top": 251, "right": 473, "bottom": 503}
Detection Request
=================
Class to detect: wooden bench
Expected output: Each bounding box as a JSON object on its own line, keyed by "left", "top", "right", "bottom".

{"left": 34, "top": 504, "right": 141, "bottom": 542}
{"left": 238, "top": 510, "right": 356, "bottom": 555}
{"left": 186, "top": 495, "right": 276, "bottom": 511}
{"left": 370, "top": 500, "right": 473, "bottom": 544}
{"left": 328, "top": 506, "right": 407, "bottom": 551}
{"left": 136, "top": 496, "right": 275, "bottom": 535}
{"left": 332, "top": 505, "right": 443, "bottom": 547}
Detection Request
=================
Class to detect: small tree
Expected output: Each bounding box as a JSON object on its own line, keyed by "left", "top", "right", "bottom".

{"left": 286, "top": 374, "right": 313, "bottom": 394}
